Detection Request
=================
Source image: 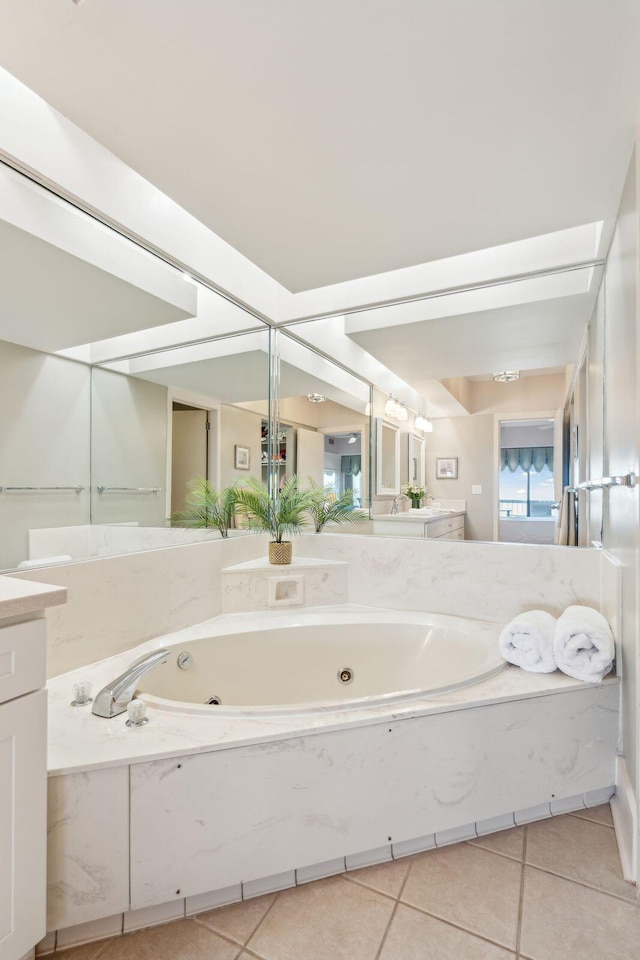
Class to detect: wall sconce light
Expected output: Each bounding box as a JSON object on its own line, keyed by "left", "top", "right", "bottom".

{"left": 414, "top": 414, "right": 433, "bottom": 432}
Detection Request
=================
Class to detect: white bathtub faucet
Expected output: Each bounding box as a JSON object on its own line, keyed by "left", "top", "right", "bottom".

{"left": 92, "top": 648, "right": 170, "bottom": 718}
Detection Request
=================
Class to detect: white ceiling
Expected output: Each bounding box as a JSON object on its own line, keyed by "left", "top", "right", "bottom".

{"left": 0, "top": 1, "right": 638, "bottom": 292}
{"left": 0, "top": 217, "right": 196, "bottom": 353}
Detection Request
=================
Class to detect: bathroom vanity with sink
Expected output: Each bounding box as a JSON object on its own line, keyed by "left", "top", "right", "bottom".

{"left": 372, "top": 505, "right": 466, "bottom": 540}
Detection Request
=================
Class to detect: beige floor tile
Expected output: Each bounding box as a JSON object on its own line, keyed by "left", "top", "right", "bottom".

{"left": 569, "top": 803, "right": 614, "bottom": 827}
{"left": 526, "top": 814, "right": 635, "bottom": 901}
{"left": 195, "top": 894, "right": 276, "bottom": 945}
{"left": 346, "top": 857, "right": 411, "bottom": 898}
{"left": 467, "top": 826, "right": 525, "bottom": 861}
{"left": 53, "top": 941, "right": 115, "bottom": 960}
{"left": 401, "top": 842, "right": 521, "bottom": 949}
{"left": 98, "top": 920, "right": 240, "bottom": 960}
{"left": 247, "top": 874, "right": 394, "bottom": 960}
{"left": 379, "top": 903, "right": 515, "bottom": 960}
{"left": 520, "top": 867, "right": 640, "bottom": 960}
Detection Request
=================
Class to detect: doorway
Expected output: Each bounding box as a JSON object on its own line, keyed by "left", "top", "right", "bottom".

{"left": 323, "top": 432, "right": 363, "bottom": 506}
{"left": 171, "top": 402, "right": 209, "bottom": 514}
{"left": 498, "top": 418, "right": 558, "bottom": 544}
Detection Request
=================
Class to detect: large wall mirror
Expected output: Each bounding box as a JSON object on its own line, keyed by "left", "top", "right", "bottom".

{"left": 0, "top": 154, "right": 606, "bottom": 569}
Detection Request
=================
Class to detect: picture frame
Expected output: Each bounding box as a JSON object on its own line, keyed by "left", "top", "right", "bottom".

{"left": 234, "top": 444, "right": 250, "bottom": 470}
{"left": 435, "top": 457, "right": 458, "bottom": 479}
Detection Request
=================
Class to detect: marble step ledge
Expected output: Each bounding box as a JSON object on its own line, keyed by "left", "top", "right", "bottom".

{"left": 221, "top": 555, "right": 349, "bottom": 613}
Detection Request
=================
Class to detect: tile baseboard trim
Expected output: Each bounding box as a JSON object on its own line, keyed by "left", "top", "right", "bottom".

{"left": 612, "top": 756, "right": 637, "bottom": 883}
{"left": 41, "top": 785, "right": 620, "bottom": 952}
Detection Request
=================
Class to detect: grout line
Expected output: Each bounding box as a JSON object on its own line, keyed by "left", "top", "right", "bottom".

{"left": 397, "top": 900, "right": 518, "bottom": 955}
{"left": 243, "top": 891, "right": 280, "bottom": 949}
{"left": 342, "top": 874, "right": 401, "bottom": 903}
{"left": 567, "top": 811, "right": 614, "bottom": 828}
{"left": 515, "top": 823, "right": 528, "bottom": 958}
{"left": 373, "top": 858, "right": 413, "bottom": 960}
{"left": 465, "top": 838, "right": 524, "bottom": 863}
{"left": 522, "top": 863, "right": 639, "bottom": 906}
{"left": 89, "top": 937, "right": 119, "bottom": 959}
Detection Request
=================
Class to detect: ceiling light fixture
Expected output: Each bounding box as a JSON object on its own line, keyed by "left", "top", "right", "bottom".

{"left": 493, "top": 371, "right": 520, "bottom": 383}
{"left": 307, "top": 393, "right": 326, "bottom": 403}
{"left": 348, "top": 434, "right": 358, "bottom": 444}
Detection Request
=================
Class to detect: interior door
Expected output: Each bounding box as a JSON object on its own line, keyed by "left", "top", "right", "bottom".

{"left": 171, "top": 407, "right": 208, "bottom": 513}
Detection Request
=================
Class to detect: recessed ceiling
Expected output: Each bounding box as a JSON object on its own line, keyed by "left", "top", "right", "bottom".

{"left": 0, "top": 1, "right": 637, "bottom": 291}
{"left": 0, "top": 217, "right": 196, "bottom": 353}
{"left": 348, "top": 276, "right": 598, "bottom": 387}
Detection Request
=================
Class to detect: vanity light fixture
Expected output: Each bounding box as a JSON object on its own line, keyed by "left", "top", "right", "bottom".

{"left": 493, "top": 371, "right": 520, "bottom": 383}
{"left": 307, "top": 393, "right": 326, "bottom": 402}
{"left": 415, "top": 414, "right": 433, "bottom": 432}
{"left": 397, "top": 403, "right": 408, "bottom": 422}
{"left": 384, "top": 395, "right": 397, "bottom": 418}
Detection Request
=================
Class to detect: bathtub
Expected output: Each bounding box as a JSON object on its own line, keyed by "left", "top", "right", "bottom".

{"left": 45, "top": 604, "right": 618, "bottom": 941}
{"left": 135, "top": 608, "right": 507, "bottom": 715}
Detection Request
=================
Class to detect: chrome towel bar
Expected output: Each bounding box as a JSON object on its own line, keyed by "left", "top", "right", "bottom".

{"left": 96, "top": 485, "right": 162, "bottom": 494}
{"left": 0, "top": 484, "right": 85, "bottom": 493}
{"left": 573, "top": 474, "right": 637, "bottom": 492}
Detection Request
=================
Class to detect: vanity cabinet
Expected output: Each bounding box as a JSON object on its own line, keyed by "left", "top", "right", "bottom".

{"left": 371, "top": 512, "right": 465, "bottom": 539}
{"left": 0, "top": 579, "right": 66, "bottom": 960}
{"left": 0, "top": 620, "right": 47, "bottom": 960}
{"left": 424, "top": 514, "right": 465, "bottom": 540}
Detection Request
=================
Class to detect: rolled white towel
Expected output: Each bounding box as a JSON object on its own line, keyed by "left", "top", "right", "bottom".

{"left": 554, "top": 605, "right": 615, "bottom": 683}
{"left": 499, "top": 610, "right": 557, "bottom": 673}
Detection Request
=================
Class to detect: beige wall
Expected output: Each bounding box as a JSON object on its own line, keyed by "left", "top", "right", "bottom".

{"left": 219, "top": 404, "right": 263, "bottom": 487}
{"left": 91, "top": 368, "right": 168, "bottom": 526}
{"left": 426, "top": 414, "right": 495, "bottom": 541}
{"left": 467, "top": 374, "right": 566, "bottom": 415}
{"left": 0, "top": 339, "right": 91, "bottom": 570}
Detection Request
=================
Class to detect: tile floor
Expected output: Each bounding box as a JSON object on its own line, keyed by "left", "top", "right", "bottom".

{"left": 48, "top": 805, "right": 639, "bottom": 960}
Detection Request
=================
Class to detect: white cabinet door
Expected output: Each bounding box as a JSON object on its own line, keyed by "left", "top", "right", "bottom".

{"left": 0, "top": 690, "right": 47, "bottom": 960}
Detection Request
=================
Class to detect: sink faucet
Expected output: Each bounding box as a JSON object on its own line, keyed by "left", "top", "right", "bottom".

{"left": 390, "top": 494, "right": 406, "bottom": 515}
{"left": 92, "top": 647, "right": 170, "bottom": 718}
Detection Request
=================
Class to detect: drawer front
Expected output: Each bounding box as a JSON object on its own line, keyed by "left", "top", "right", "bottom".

{"left": 0, "top": 620, "right": 46, "bottom": 704}
{"left": 426, "top": 515, "right": 465, "bottom": 538}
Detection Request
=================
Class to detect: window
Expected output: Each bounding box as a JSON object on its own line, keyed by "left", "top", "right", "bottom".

{"left": 500, "top": 447, "right": 555, "bottom": 519}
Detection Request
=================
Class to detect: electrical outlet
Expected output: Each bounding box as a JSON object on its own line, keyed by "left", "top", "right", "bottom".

{"left": 471, "top": 485, "right": 483, "bottom": 495}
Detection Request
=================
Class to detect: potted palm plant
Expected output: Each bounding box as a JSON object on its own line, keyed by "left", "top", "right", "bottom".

{"left": 234, "top": 475, "right": 313, "bottom": 564}
{"left": 169, "top": 477, "right": 237, "bottom": 538}
{"left": 307, "top": 482, "right": 369, "bottom": 533}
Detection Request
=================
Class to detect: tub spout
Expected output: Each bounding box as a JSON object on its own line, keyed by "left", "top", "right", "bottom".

{"left": 91, "top": 648, "right": 170, "bottom": 718}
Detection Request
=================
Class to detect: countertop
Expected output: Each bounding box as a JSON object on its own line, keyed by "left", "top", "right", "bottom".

{"left": 0, "top": 574, "right": 67, "bottom": 619}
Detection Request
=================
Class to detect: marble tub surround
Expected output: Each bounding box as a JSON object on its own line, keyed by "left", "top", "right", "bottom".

{"left": 14, "top": 534, "right": 269, "bottom": 677}
{"left": 37, "top": 804, "right": 640, "bottom": 960}
{"left": 45, "top": 604, "right": 619, "bottom": 776}
{"left": 44, "top": 655, "right": 618, "bottom": 934}
{"left": 294, "top": 534, "right": 606, "bottom": 623}
{"left": 221, "top": 556, "right": 348, "bottom": 613}
{"left": 28, "top": 523, "right": 246, "bottom": 564}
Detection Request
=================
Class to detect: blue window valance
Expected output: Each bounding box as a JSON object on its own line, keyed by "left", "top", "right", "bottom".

{"left": 341, "top": 455, "right": 361, "bottom": 476}
{"left": 500, "top": 446, "right": 553, "bottom": 473}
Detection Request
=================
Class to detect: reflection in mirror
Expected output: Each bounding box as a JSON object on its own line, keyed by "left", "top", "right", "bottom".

{"left": 376, "top": 420, "right": 400, "bottom": 495}
{"left": 407, "top": 433, "right": 426, "bottom": 487}
{"left": 0, "top": 159, "right": 269, "bottom": 571}
{"left": 242, "top": 331, "right": 372, "bottom": 513}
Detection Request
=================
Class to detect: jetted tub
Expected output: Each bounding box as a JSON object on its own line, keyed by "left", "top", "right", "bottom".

{"left": 135, "top": 609, "right": 506, "bottom": 716}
